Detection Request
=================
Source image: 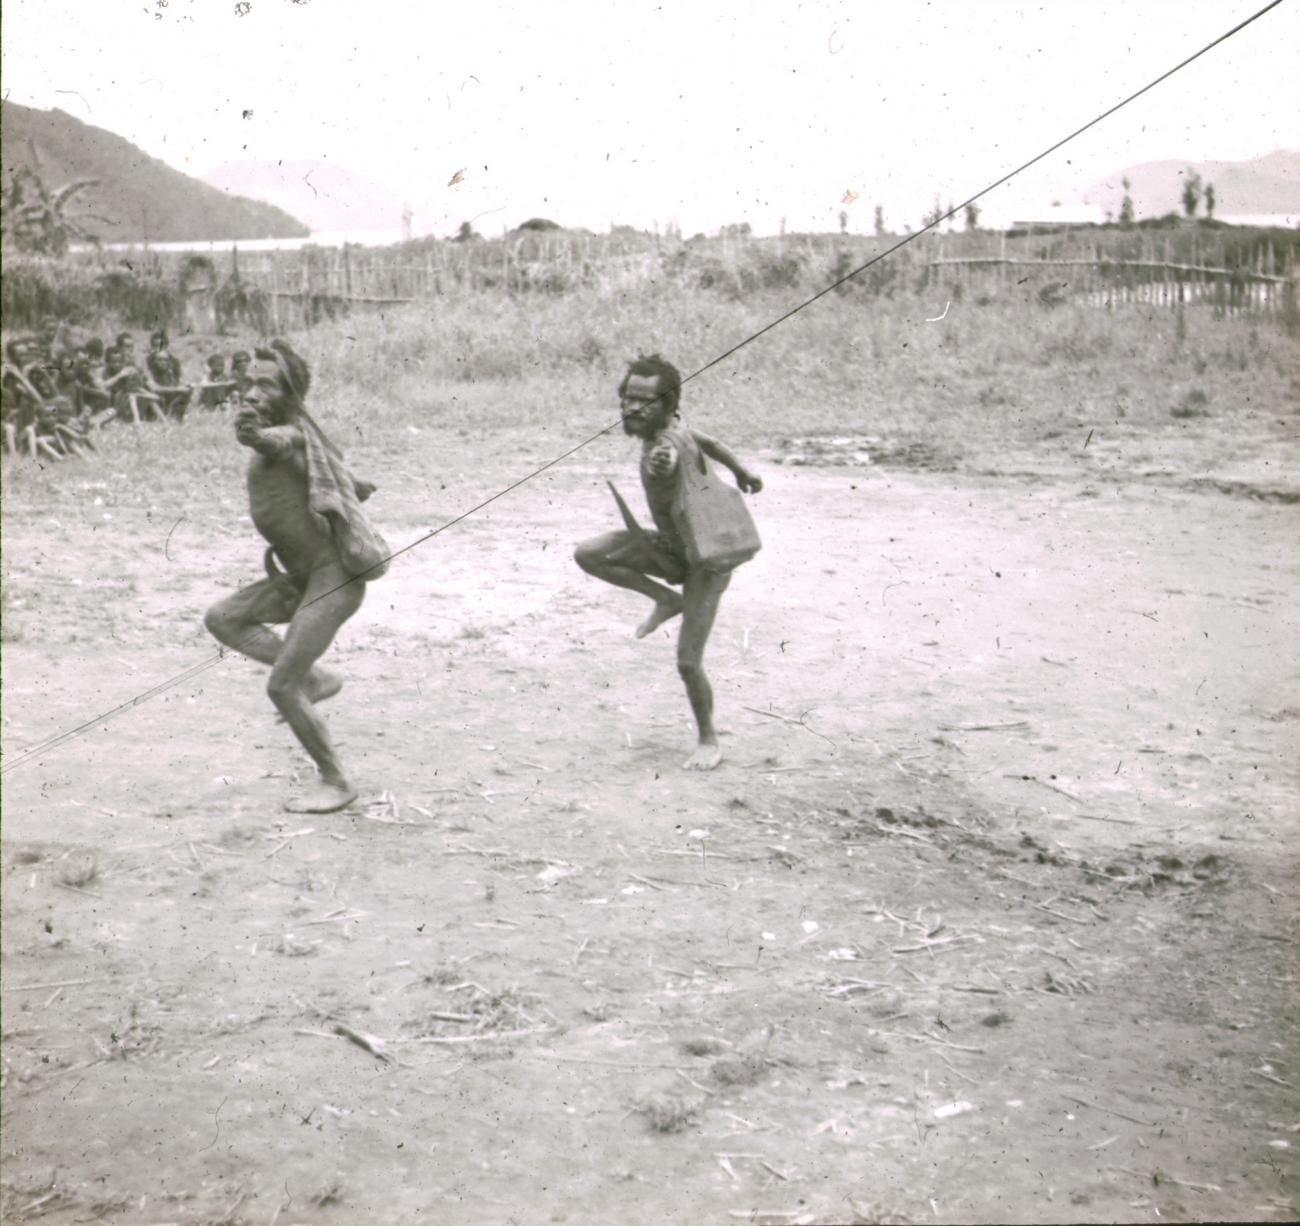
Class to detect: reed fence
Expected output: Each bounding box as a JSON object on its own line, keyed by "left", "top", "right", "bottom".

{"left": 5, "top": 225, "right": 1296, "bottom": 334}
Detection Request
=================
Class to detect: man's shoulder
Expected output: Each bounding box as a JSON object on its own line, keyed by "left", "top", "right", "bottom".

{"left": 650, "top": 420, "right": 694, "bottom": 449}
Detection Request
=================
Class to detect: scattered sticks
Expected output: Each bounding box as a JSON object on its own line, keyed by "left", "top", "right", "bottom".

{"left": 413, "top": 1026, "right": 552, "bottom": 1045}
{"left": 892, "top": 934, "right": 981, "bottom": 955}
{"left": 7, "top": 978, "right": 106, "bottom": 993}
{"left": 938, "top": 721, "right": 1029, "bottom": 733}
{"left": 1061, "top": 1093, "right": 1157, "bottom": 1127}
{"left": 871, "top": 1029, "right": 985, "bottom": 1054}
{"left": 1034, "top": 902, "right": 1092, "bottom": 926}
{"left": 333, "top": 1023, "right": 391, "bottom": 1062}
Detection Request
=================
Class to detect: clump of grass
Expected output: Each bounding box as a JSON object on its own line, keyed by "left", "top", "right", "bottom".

{"left": 416, "top": 966, "right": 467, "bottom": 988}
{"left": 105, "top": 1010, "right": 164, "bottom": 1060}
{"left": 633, "top": 1092, "right": 700, "bottom": 1133}
{"left": 1171, "top": 388, "right": 1211, "bottom": 418}
{"left": 310, "top": 1181, "right": 344, "bottom": 1208}
{"left": 678, "top": 1036, "right": 728, "bottom": 1057}
{"left": 709, "top": 1052, "right": 770, "bottom": 1086}
{"left": 981, "top": 1010, "right": 1013, "bottom": 1028}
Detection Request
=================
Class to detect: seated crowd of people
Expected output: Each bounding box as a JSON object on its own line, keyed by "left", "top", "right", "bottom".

{"left": 1, "top": 317, "right": 254, "bottom": 461}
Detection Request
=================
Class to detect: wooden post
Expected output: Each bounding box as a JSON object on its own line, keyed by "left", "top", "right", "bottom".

{"left": 269, "top": 250, "right": 279, "bottom": 331}
{"left": 301, "top": 251, "right": 310, "bottom": 328}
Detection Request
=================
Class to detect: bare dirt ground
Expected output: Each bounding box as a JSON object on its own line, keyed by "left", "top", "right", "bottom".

{"left": 2, "top": 415, "right": 1298, "bottom": 1224}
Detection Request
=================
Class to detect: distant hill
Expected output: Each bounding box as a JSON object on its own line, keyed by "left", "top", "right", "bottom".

{"left": 1, "top": 102, "right": 309, "bottom": 242}
{"left": 203, "top": 159, "right": 407, "bottom": 236}
{"left": 1080, "top": 151, "right": 1299, "bottom": 222}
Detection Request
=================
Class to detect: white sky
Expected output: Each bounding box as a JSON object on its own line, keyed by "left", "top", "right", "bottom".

{"left": 2, "top": 0, "right": 1296, "bottom": 236}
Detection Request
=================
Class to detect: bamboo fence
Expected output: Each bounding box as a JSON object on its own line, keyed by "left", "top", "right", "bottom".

{"left": 20, "top": 225, "right": 1300, "bottom": 333}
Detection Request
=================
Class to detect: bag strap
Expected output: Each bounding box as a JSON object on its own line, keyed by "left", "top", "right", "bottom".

{"left": 673, "top": 424, "right": 708, "bottom": 476}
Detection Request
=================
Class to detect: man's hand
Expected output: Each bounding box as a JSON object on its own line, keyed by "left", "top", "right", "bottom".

{"left": 735, "top": 468, "right": 763, "bottom": 494}
{"left": 646, "top": 437, "right": 678, "bottom": 478}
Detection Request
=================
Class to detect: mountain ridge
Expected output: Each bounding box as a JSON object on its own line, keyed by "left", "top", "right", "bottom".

{"left": 202, "top": 158, "right": 409, "bottom": 236}
{"left": 1078, "top": 150, "right": 1299, "bottom": 220}
{"left": 1, "top": 102, "right": 310, "bottom": 243}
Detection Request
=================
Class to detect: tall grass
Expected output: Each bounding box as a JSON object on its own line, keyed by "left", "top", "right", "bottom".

{"left": 1, "top": 255, "right": 181, "bottom": 331}
{"left": 301, "top": 282, "right": 1300, "bottom": 446}
{"left": 5, "top": 282, "right": 1298, "bottom": 519}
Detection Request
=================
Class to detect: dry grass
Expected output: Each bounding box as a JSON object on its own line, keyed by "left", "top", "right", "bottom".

{"left": 633, "top": 1091, "right": 701, "bottom": 1133}
{"left": 5, "top": 281, "right": 1297, "bottom": 519}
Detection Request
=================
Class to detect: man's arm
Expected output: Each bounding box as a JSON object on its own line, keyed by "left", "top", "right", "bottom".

{"left": 692, "top": 430, "right": 762, "bottom": 493}
{"left": 102, "top": 368, "right": 135, "bottom": 390}
{"left": 3, "top": 366, "right": 44, "bottom": 404}
{"left": 235, "top": 409, "right": 303, "bottom": 459}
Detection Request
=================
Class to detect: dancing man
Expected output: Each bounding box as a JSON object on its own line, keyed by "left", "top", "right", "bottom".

{"left": 204, "top": 340, "right": 388, "bottom": 812}
{"left": 575, "top": 355, "right": 762, "bottom": 770}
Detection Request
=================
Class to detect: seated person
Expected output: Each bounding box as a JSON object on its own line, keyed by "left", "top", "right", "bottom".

{"left": 5, "top": 339, "right": 37, "bottom": 380}
{"left": 2, "top": 344, "right": 43, "bottom": 454}
{"left": 145, "top": 329, "right": 193, "bottom": 419}
{"left": 54, "top": 352, "right": 79, "bottom": 397}
{"left": 39, "top": 391, "right": 95, "bottom": 457}
{"left": 230, "top": 350, "right": 254, "bottom": 402}
{"left": 71, "top": 350, "right": 113, "bottom": 418}
{"left": 103, "top": 344, "right": 163, "bottom": 424}
{"left": 196, "top": 353, "right": 237, "bottom": 409}
{"left": 1, "top": 343, "right": 74, "bottom": 460}
{"left": 26, "top": 316, "right": 69, "bottom": 366}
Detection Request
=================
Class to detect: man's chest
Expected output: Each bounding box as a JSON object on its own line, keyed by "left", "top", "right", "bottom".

{"left": 640, "top": 429, "right": 685, "bottom": 487}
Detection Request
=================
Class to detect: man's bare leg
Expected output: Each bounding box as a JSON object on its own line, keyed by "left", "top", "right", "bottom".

{"left": 205, "top": 579, "right": 343, "bottom": 703}
{"left": 677, "top": 568, "right": 731, "bottom": 770}
{"left": 575, "top": 534, "right": 683, "bottom": 637}
{"left": 265, "top": 562, "right": 365, "bottom": 813}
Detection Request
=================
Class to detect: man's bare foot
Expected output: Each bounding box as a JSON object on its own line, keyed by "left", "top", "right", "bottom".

{"left": 636, "top": 597, "right": 683, "bottom": 639}
{"left": 683, "top": 742, "right": 723, "bottom": 771}
{"left": 285, "top": 780, "right": 358, "bottom": 813}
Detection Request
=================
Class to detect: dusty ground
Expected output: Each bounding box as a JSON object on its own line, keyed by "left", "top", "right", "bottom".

{"left": 2, "top": 407, "right": 1298, "bottom": 1224}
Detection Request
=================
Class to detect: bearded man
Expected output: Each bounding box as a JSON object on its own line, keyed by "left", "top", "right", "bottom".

{"left": 204, "top": 340, "right": 388, "bottom": 812}
{"left": 575, "top": 354, "right": 762, "bottom": 771}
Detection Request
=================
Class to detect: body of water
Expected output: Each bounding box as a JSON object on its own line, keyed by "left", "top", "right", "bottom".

{"left": 79, "top": 228, "right": 412, "bottom": 255}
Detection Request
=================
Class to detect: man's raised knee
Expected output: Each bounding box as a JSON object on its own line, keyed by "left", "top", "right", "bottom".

{"left": 203, "top": 606, "right": 228, "bottom": 639}
{"left": 574, "top": 541, "right": 603, "bottom": 575}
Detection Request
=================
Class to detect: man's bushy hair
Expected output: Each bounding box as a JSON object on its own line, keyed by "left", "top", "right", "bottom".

{"left": 619, "top": 353, "right": 682, "bottom": 416}
{"left": 256, "top": 338, "right": 311, "bottom": 405}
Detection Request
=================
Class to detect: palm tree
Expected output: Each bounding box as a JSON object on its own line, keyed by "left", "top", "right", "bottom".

{"left": 1, "top": 167, "right": 102, "bottom": 256}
